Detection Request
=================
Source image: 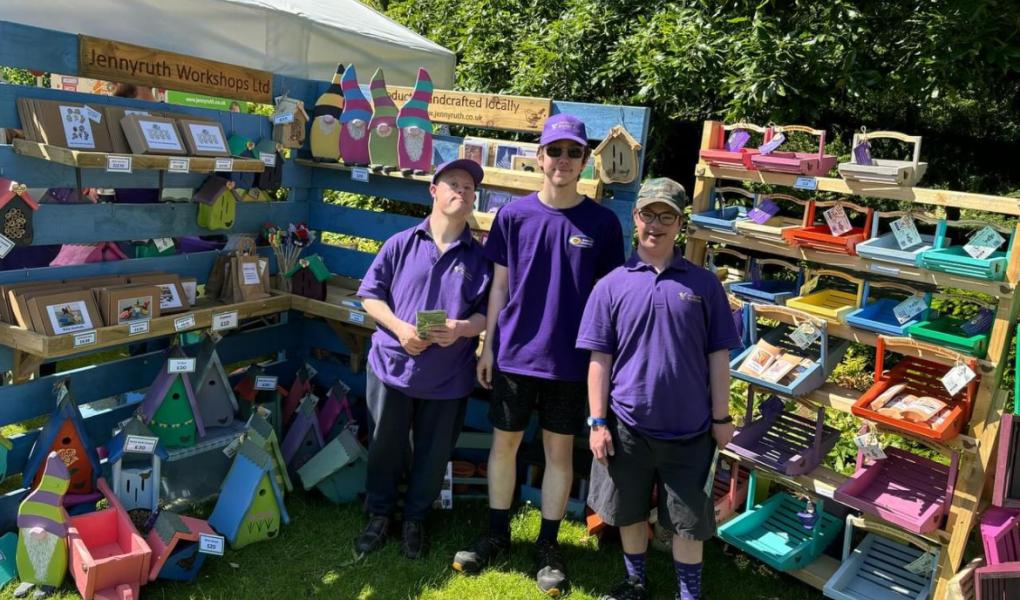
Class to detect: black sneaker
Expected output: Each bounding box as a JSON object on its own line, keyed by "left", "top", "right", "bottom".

{"left": 535, "top": 538, "right": 569, "bottom": 597}
{"left": 601, "top": 576, "right": 648, "bottom": 600}
{"left": 354, "top": 515, "right": 390, "bottom": 555}
{"left": 401, "top": 520, "right": 426, "bottom": 559}
{"left": 451, "top": 533, "right": 510, "bottom": 574}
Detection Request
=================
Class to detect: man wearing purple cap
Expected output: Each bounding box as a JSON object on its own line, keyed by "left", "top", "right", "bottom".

{"left": 355, "top": 159, "right": 492, "bottom": 559}
{"left": 578, "top": 178, "right": 739, "bottom": 600}
{"left": 452, "top": 114, "right": 625, "bottom": 596}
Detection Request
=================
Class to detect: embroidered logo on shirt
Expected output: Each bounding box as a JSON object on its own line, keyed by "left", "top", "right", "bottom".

{"left": 569, "top": 235, "right": 594, "bottom": 248}
{"left": 452, "top": 263, "right": 473, "bottom": 281}
{"left": 678, "top": 292, "right": 702, "bottom": 303}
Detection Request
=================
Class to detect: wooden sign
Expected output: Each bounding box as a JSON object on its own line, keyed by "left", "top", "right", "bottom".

{"left": 79, "top": 35, "right": 272, "bottom": 103}
{"left": 388, "top": 86, "right": 550, "bottom": 133}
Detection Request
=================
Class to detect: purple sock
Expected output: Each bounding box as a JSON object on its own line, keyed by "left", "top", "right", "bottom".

{"left": 674, "top": 561, "right": 702, "bottom": 600}
{"left": 624, "top": 552, "right": 646, "bottom": 584}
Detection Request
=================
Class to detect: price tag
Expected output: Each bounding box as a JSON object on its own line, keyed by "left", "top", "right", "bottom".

{"left": 167, "top": 358, "right": 196, "bottom": 373}
{"left": 83, "top": 105, "right": 103, "bottom": 123}
{"left": 904, "top": 552, "right": 936, "bottom": 575}
{"left": 788, "top": 322, "right": 821, "bottom": 350}
{"left": 892, "top": 295, "right": 927, "bottom": 324}
{"left": 214, "top": 158, "right": 234, "bottom": 172}
{"left": 823, "top": 205, "right": 853, "bottom": 236}
{"left": 793, "top": 176, "right": 818, "bottom": 191}
{"left": 724, "top": 129, "right": 750, "bottom": 152}
{"left": 890, "top": 215, "right": 923, "bottom": 250}
{"left": 167, "top": 158, "right": 190, "bottom": 173}
{"left": 273, "top": 112, "right": 295, "bottom": 125}
{"left": 222, "top": 436, "right": 243, "bottom": 458}
{"left": 198, "top": 533, "right": 226, "bottom": 556}
{"left": 746, "top": 198, "right": 780, "bottom": 225}
{"left": 260, "top": 152, "right": 277, "bottom": 167}
{"left": 152, "top": 238, "right": 174, "bottom": 253}
{"left": 961, "top": 307, "right": 994, "bottom": 336}
{"left": 255, "top": 375, "right": 278, "bottom": 390}
{"left": 963, "top": 226, "right": 1005, "bottom": 260}
{"left": 106, "top": 155, "right": 132, "bottom": 173}
{"left": 757, "top": 132, "right": 786, "bottom": 155}
{"left": 211, "top": 311, "right": 238, "bottom": 331}
{"left": 128, "top": 321, "right": 149, "bottom": 336}
{"left": 853, "top": 139, "right": 874, "bottom": 166}
{"left": 942, "top": 363, "right": 976, "bottom": 396}
{"left": 174, "top": 314, "right": 196, "bottom": 331}
{"left": 0, "top": 234, "right": 15, "bottom": 259}
{"left": 124, "top": 435, "right": 158, "bottom": 454}
{"left": 853, "top": 432, "right": 887, "bottom": 461}
{"left": 351, "top": 167, "right": 370, "bottom": 182}
{"left": 347, "top": 311, "right": 365, "bottom": 325}
{"left": 73, "top": 330, "right": 97, "bottom": 347}
{"left": 304, "top": 363, "right": 318, "bottom": 379}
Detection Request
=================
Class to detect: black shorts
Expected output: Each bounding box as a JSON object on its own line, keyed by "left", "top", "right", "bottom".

{"left": 488, "top": 368, "right": 586, "bottom": 436}
{"left": 588, "top": 415, "right": 716, "bottom": 541}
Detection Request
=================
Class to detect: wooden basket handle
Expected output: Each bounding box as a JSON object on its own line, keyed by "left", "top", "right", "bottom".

{"left": 723, "top": 122, "right": 768, "bottom": 134}
{"left": 878, "top": 335, "right": 972, "bottom": 365}
{"left": 715, "top": 186, "right": 757, "bottom": 199}
{"left": 755, "top": 258, "right": 799, "bottom": 270}
{"left": 866, "top": 280, "right": 924, "bottom": 296}
{"left": 775, "top": 124, "right": 825, "bottom": 136}
{"left": 808, "top": 268, "right": 864, "bottom": 286}
{"left": 877, "top": 210, "right": 941, "bottom": 225}
{"left": 761, "top": 193, "right": 809, "bottom": 206}
{"left": 708, "top": 247, "right": 750, "bottom": 262}
{"left": 856, "top": 130, "right": 922, "bottom": 145}
{"left": 946, "top": 219, "right": 1015, "bottom": 235}
{"left": 750, "top": 303, "right": 826, "bottom": 328}
{"left": 812, "top": 199, "right": 872, "bottom": 215}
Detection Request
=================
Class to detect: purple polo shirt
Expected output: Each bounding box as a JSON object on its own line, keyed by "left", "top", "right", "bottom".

{"left": 358, "top": 219, "right": 492, "bottom": 399}
{"left": 576, "top": 251, "right": 741, "bottom": 439}
{"left": 485, "top": 192, "right": 624, "bottom": 381}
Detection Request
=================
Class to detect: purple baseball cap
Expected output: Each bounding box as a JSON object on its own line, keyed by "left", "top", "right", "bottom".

{"left": 432, "top": 158, "right": 484, "bottom": 186}
{"left": 540, "top": 113, "right": 588, "bottom": 147}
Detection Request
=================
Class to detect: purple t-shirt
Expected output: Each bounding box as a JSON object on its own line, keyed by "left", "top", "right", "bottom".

{"left": 358, "top": 219, "right": 492, "bottom": 400}
{"left": 485, "top": 193, "right": 624, "bottom": 381}
{"left": 576, "top": 251, "right": 741, "bottom": 439}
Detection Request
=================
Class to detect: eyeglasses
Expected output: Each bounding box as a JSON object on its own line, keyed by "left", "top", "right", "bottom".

{"left": 636, "top": 210, "right": 679, "bottom": 226}
{"left": 544, "top": 146, "right": 585, "bottom": 159}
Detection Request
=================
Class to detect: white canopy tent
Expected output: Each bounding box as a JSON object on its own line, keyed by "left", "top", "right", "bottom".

{"left": 5, "top": 0, "right": 456, "bottom": 88}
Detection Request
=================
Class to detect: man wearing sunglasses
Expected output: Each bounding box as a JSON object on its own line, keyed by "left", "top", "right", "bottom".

{"left": 577, "top": 179, "right": 739, "bottom": 600}
{"left": 452, "top": 114, "right": 625, "bottom": 596}
{"left": 355, "top": 159, "right": 492, "bottom": 560}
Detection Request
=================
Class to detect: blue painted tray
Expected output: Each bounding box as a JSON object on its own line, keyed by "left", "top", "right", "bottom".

{"left": 731, "top": 304, "right": 849, "bottom": 396}
{"left": 691, "top": 186, "right": 756, "bottom": 233}
{"left": 855, "top": 211, "right": 943, "bottom": 266}
{"left": 917, "top": 219, "right": 1013, "bottom": 281}
{"left": 730, "top": 257, "right": 803, "bottom": 305}
{"left": 718, "top": 470, "right": 841, "bottom": 572}
{"left": 845, "top": 281, "right": 931, "bottom": 337}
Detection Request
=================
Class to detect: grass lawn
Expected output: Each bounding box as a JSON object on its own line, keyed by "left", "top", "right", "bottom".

{"left": 0, "top": 495, "right": 825, "bottom": 600}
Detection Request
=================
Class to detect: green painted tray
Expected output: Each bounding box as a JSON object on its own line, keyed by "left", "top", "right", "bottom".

{"left": 907, "top": 316, "right": 989, "bottom": 358}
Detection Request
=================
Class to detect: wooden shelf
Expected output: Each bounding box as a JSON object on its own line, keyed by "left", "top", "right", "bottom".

{"left": 13, "top": 139, "right": 266, "bottom": 172}
{"left": 0, "top": 291, "right": 290, "bottom": 360}
{"left": 692, "top": 225, "right": 1012, "bottom": 298}
{"left": 295, "top": 158, "right": 604, "bottom": 199}
{"left": 696, "top": 163, "right": 1020, "bottom": 217}
{"left": 289, "top": 281, "right": 376, "bottom": 332}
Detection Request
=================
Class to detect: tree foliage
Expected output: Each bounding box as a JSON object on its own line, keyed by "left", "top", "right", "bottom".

{"left": 386, "top": 0, "right": 1020, "bottom": 192}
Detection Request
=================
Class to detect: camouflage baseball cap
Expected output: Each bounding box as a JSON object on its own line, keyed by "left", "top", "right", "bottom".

{"left": 635, "top": 178, "right": 688, "bottom": 214}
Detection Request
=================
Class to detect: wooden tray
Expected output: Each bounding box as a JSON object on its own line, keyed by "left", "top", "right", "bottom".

{"left": 750, "top": 125, "right": 838, "bottom": 176}
{"left": 734, "top": 193, "right": 810, "bottom": 244}
{"left": 729, "top": 257, "right": 802, "bottom": 305}
{"left": 838, "top": 130, "right": 927, "bottom": 186}
{"left": 845, "top": 281, "right": 931, "bottom": 337}
{"left": 698, "top": 122, "right": 768, "bottom": 170}
{"left": 783, "top": 200, "right": 873, "bottom": 256}
{"left": 691, "top": 186, "right": 756, "bottom": 233}
{"left": 786, "top": 269, "right": 864, "bottom": 324}
{"left": 727, "top": 391, "right": 839, "bottom": 476}
{"left": 917, "top": 219, "right": 1012, "bottom": 281}
{"left": 856, "top": 211, "right": 942, "bottom": 266}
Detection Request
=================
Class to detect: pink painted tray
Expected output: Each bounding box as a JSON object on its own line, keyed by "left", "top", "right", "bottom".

{"left": 980, "top": 507, "right": 1020, "bottom": 565}
{"left": 833, "top": 446, "right": 958, "bottom": 534}
{"left": 699, "top": 122, "right": 769, "bottom": 170}
{"left": 751, "top": 125, "right": 837, "bottom": 176}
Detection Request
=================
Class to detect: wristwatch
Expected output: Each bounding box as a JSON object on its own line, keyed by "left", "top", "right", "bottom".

{"left": 712, "top": 415, "right": 734, "bottom": 425}
{"left": 586, "top": 416, "right": 607, "bottom": 428}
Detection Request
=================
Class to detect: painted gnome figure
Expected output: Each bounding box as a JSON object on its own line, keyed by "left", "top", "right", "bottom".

{"left": 396, "top": 68, "right": 434, "bottom": 174}
{"left": 368, "top": 68, "right": 399, "bottom": 171}
{"left": 14, "top": 452, "right": 70, "bottom": 599}
{"left": 309, "top": 64, "right": 344, "bottom": 162}
{"left": 339, "top": 65, "right": 372, "bottom": 166}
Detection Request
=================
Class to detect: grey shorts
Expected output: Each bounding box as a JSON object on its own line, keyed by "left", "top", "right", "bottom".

{"left": 588, "top": 415, "right": 717, "bottom": 541}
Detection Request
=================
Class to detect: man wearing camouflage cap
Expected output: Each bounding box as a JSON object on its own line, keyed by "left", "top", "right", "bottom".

{"left": 576, "top": 178, "right": 740, "bottom": 600}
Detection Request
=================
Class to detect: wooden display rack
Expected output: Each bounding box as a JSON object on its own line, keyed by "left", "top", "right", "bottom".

{"left": 688, "top": 120, "right": 1019, "bottom": 600}
{"left": 13, "top": 139, "right": 267, "bottom": 173}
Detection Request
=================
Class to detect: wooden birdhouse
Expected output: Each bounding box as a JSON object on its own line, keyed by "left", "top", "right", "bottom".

{"left": 318, "top": 380, "right": 353, "bottom": 439}
{"left": 0, "top": 178, "right": 39, "bottom": 246}
{"left": 194, "top": 176, "right": 238, "bottom": 231}
{"left": 23, "top": 381, "right": 102, "bottom": 503}
{"left": 107, "top": 417, "right": 168, "bottom": 513}
{"left": 208, "top": 439, "right": 290, "bottom": 549}
{"left": 228, "top": 134, "right": 255, "bottom": 158}
{"left": 234, "top": 365, "right": 284, "bottom": 437}
{"left": 271, "top": 96, "right": 308, "bottom": 150}
{"left": 50, "top": 242, "right": 129, "bottom": 267}
{"left": 297, "top": 428, "right": 367, "bottom": 504}
{"left": 593, "top": 125, "right": 642, "bottom": 184}
{"left": 282, "top": 364, "right": 315, "bottom": 426}
{"left": 188, "top": 336, "right": 239, "bottom": 429}
{"left": 245, "top": 411, "right": 293, "bottom": 493}
{"left": 253, "top": 138, "right": 283, "bottom": 191}
{"left": 284, "top": 255, "right": 330, "bottom": 301}
{"left": 16, "top": 452, "right": 70, "bottom": 597}
{"left": 281, "top": 395, "right": 324, "bottom": 473}
{"left": 145, "top": 511, "right": 216, "bottom": 582}
{"left": 140, "top": 349, "right": 206, "bottom": 449}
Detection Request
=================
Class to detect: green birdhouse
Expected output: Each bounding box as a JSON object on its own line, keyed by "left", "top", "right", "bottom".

{"left": 140, "top": 351, "right": 206, "bottom": 449}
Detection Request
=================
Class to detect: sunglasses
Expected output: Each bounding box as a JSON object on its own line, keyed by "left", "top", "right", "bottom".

{"left": 636, "top": 210, "right": 679, "bottom": 226}
{"left": 544, "top": 146, "right": 585, "bottom": 159}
